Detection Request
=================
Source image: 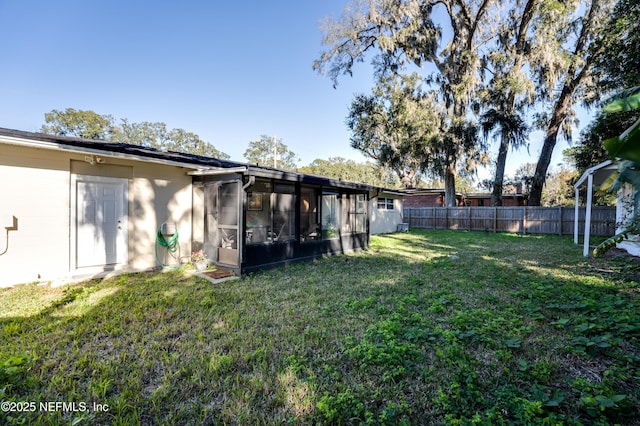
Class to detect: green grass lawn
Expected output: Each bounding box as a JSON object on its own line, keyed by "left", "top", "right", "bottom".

{"left": 1, "top": 230, "right": 639, "bottom": 425}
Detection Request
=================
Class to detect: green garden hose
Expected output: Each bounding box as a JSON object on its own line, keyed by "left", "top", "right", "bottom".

{"left": 155, "top": 225, "right": 180, "bottom": 269}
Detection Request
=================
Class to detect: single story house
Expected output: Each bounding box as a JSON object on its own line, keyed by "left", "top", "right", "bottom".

{"left": 0, "top": 127, "right": 400, "bottom": 287}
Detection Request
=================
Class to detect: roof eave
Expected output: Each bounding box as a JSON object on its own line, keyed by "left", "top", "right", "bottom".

{"left": 0, "top": 133, "right": 227, "bottom": 172}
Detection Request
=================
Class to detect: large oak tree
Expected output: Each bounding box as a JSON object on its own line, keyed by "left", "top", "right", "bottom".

{"left": 346, "top": 73, "right": 440, "bottom": 188}
{"left": 315, "top": 0, "right": 495, "bottom": 206}
{"left": 480, "top": 0, "right": 537, "bottom": 205}
{"left": 527, "top": 0, "right": 618, "bottom": 206}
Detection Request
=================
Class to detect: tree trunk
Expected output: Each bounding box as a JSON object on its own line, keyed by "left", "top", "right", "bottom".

{"left": 491, "top": 0, "right": 537, "bottom": 206}
{"left": 528, "top": 115, "right": 563, "bottom": 206}
{"left": 528, "top": 82, "right": 574, "bottom": 205}
{"left": 529, "top": 0, "right": 602, "bottom": 205}
{"left": 491, "top": 132, "right": 509, "bottom": 206}
{"left": 444, "top": 164, "right": 457, "bottom": 207}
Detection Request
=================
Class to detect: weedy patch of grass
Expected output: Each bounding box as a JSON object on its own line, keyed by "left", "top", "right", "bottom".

{"left": 1, "top": 230, "right": 639, "bottom": 425}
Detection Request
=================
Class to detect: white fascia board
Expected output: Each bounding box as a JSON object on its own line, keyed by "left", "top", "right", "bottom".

{"left": 187, "top": 167, "right": 248, "bottom": 176}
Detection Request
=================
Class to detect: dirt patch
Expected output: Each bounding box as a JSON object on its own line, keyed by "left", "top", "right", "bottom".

{"left": 599, "top": 247, "right": 638, "bottom": 260}
{"left": 589, "top": 247, "right": 640, "bottom": 285}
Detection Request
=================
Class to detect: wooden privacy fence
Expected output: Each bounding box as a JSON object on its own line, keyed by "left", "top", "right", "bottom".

{"left": 402, "top": 206, "right": 617, "bottom": 236}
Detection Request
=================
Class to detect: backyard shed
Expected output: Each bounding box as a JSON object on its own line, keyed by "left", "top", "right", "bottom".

{"left": 0, "top": 128, "right": 385, "bottom": 286}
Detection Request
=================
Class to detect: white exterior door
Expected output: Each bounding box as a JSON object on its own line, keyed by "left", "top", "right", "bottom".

{"left": 74, "top": 176, "right": 128, "bottom": 268}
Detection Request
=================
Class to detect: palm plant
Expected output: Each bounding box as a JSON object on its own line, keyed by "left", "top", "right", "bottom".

{"left": 593, "top": 86, "right": 640, "bottom": 256}
{"left": 481, "top": 105, "right": 529, "bottom": 205}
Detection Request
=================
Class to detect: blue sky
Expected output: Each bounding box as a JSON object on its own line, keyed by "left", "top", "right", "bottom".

{"left": 0, "top": 1, "right": 586, "bottom": 182}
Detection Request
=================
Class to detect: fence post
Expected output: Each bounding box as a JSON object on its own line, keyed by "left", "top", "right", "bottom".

{"left": 432, "top": 207, "right": 435, "bottom": 230}
{"left": 445, "top": 207, "right": 449, "bottom": 230}
{"left": 558, "top": 206, "right": 563, "bottom": 236}
{"left": 398, "top": 206, "right": 615, "bottom": 235}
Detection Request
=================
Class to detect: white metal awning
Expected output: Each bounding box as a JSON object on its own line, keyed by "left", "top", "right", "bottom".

{"left": 573, "top": 160, "right": 617, "bottom": 256}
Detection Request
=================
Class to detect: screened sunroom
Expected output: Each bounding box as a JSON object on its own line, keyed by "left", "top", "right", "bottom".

{"left": 191, "top": 167, "right": 372, "bottom": 275}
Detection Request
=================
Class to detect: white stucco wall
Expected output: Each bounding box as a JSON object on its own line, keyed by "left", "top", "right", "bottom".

{"left": 0, "top": 142, "right": 194, "bottom": 287}
{"left": 0, "top": 144, "right": 72, "bottom": 286}
{"left": 616, "top": 183, "right": 640, "bottom": 256}
{"left": 369, "top": 196, "right": 404, "bottom": 234}
{"left": 128, "top": 162, "right": 193, "bottom": 270}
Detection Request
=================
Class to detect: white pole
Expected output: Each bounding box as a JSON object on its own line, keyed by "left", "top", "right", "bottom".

{"left": 273, "top": 133, "right": 277, "bottom": 168}
{"left": 583, "top": 173, "right": 593, "bottom": 257}
{"left": 574, "top": 187, "right": 580, "bottom": 245}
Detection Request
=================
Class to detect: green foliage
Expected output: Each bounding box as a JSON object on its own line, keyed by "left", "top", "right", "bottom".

{"left": 594, "top": 86, "right": 640, "bottom": 256}
{"left": 316, "top": 1, "right": 493, "bottom": 200}
{"left": 603, "top": 87, "right": 640, "bottom": 115}
{"left": 299, "top": 157, "right": 401, "bottom": 188}
{"left": 346, "top": 311, "right": 438, "bottom": 381}
{"left": 592, "top": 0, "right": 640, "bottom": 91}
{"left": 0, "top": 353, "right": 36, "bottom": 396}
{"left": 41, "top": 108, "right": 115, "bottom": 140}
{"left": 565, "top": 110, "right": 639, "bottom": 175}
{"left": 40, "top": 108, "right": 229, "bottom": 159}
{"left": 243, "top": 134, "right": 299, "bottom": 170}
{"left": 346, "top": 73, "right": 441, "bottom": 189}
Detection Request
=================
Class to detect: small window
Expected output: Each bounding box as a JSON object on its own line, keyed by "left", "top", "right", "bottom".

{"left": 377, "top": 197, "right": 394, "bottom": 210}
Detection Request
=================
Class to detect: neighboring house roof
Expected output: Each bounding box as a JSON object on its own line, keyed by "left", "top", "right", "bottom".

{"left": 400, "top": 188, "right": 454, "bottom": 195}
{"left": 0, "top": 127, "right": 387, "bottom": 193}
